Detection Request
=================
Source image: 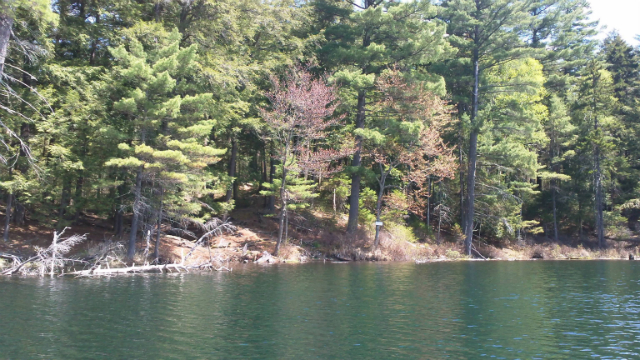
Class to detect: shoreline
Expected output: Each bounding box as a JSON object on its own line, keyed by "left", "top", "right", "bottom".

{"left": 1, "top": 214, "right": 638, "bottom": 276}
{"left": 1, "top": 253, "right": 637, "bottom": 278}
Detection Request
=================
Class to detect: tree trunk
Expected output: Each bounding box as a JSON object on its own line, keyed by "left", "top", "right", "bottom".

{"left": 459, "top": 145, "right": 465, "bottom": 231}
{"left": 0, "top": 12, "right": 13, "bottom": 76}
{"left": 274, "top": 141, "right": 290, "bottom": 256}
{"left": 88, "top": 5, "right": 99, "bottom": 65}
{"left": 261, "top": 145, "right": 267, "bottom": 205}
{"left": 458, "top": 104, "right": 466, "bottom": 232}
{"left": 153, "top": 2, "right": 162, "bottom": 23}
{"left": 128, "top": 166, "right": 143, "bottom": 261}
{"left": 275, "top": 206, "right": 286, "bottom": 256}
{"left": 115, "top": 182, "right": 125, "bottom": 239}
{"left": 578, "top": 198, "right": 584, "bottom": 241}
{"left": 373, "top": 173, "right": 386, "bottom": 249}
{"left": 3, "top": 192, "right": 11, "bottom": 242}
{"left": 333, "top": 188, "right": 337, "bottom": 214}
{"left": 552, "top": 179, "right": 559, "bottom": 242}
{"left": 426, "top": 176, "right": 432, "bottom": 227}
{"left": 284, "top": 211, "right": 289, "bottom": 246}
{"left": 517, "top": 201, "right": 522, "bottom": 242}
{"left": 13, "top": 201, "right": 24, "bottom": 225}
{"left": 437, "top": 207, "right": 442, "bottom": 245}
{"left": 347, "top": 90, "right": 367, "bottom": 233}
{"left": 373, "top": 194, "right": 383, "bottom": 249}
{"left": 594, "top": 143, "right": 605, "bottom": 247}
{"left": 267, "top": 145, "right": 276, "bottom": 212}
{"left": 464, "top": 42, "right": 480, "bottom": 257}
{"left": 154, "top": 187, "right": 163, "bottom": 262}
{"left": 593, "top": 76, "right": 605, "bottom": 247}
{"left": 225, "top": 138, "right": 237, "bottom": 202}
{"left": 465, "top": 130, "right": 478, "bottom": 256}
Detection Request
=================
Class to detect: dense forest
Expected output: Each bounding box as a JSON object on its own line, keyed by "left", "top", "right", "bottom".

{"left": 1, "top": 0, "right": 639, "bottom": 263}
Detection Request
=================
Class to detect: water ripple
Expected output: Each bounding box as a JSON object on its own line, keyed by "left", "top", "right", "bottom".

{"left": 1, "top": 261, "right": 640, "bottom": 358}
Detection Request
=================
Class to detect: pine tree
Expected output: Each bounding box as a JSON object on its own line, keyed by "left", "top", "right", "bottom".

{"left": 537, "top": 95, "right": 574, "bottom": 241}
{"left": 439, "top": 0, "right": 542, "bottom": 254}
{"left": 601, "top": 33, "right": 640, "bottom": 229}
{"left": 315, "top": 0, "right": 451, "bottom": 234}
{"left": 571, "top": 61, "right": 619, "bottom": 247}
{"left": 475, "top": 58, "right": 548, "bottom": 242}
{"left": 521, "top": 0, "right": 597, "bottom": 239}
{"left": 0, "top": 0, "right": 57, "bottom": 241}
{"left": 534, "top": 0, "right": 598, "bottom": 95}
{"left": 105, "top": 23, "right": 225, "bottom": 260}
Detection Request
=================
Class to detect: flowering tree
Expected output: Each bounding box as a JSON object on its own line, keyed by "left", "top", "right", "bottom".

{"left": 366, "top": 70, "right": 456, "bottom": 248}
{"left": 261, "top": 66, "right": 350, "bottom": 255}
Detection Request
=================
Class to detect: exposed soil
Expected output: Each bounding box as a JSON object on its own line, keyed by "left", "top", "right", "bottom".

{"left": 1, "top": 194, "right": 640, "bottom": 269}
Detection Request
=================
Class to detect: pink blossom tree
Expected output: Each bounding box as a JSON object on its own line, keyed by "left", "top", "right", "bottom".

{"left": 261, "top": 66, "right": 351, "bottom": 255}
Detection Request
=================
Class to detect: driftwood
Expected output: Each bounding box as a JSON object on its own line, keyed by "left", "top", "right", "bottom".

{"left": 69, "top": 260, "right": 232, "bottom": 276}
{"left": 1, "top": 219, "right": 241, "bottom": 277}
{"left": 2, "top": 228, "right": 87, "bottom": 276}
{"left": 470, "top": 244, "right": 487, "bottom": 260}
{"left": 70, "top": 263, "right": 190, "bottom": 276}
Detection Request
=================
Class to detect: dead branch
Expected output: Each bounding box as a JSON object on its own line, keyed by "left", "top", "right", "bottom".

{"left": 2, "top": 228, "right": 87, "bottom": 275}
{"left": 183, "top": 218, "right": 237, "bottom": 262}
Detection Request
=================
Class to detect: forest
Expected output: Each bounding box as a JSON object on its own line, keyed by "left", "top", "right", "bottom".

{"left": 0, "top": 0, "right": 639, "bottom": 268}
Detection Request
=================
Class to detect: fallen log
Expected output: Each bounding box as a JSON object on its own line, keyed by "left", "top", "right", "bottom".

{"left": 69, "top": 260, "right": 233, "bottom": 276}
{"left": 69, "top": 263, "right": 190, "bottom": 276}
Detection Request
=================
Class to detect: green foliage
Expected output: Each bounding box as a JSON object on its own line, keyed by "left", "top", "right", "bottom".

{"left": 0, "top": 0, "right": 637, "bottom": 250}
{"left": 357, "top": 188, "right": 378, "bottom": 228}
{"left": 388, "top": 223, "right": 418, "bottom": 244}
{"left": 261, "top": 162, "right": 318, "bottom": 214}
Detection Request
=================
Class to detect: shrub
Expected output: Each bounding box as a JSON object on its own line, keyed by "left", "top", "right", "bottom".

{"left": 388, "top": 223, "right": 418, "bottom": 243}
{"left": 445, "top": 249, "right": 461, "bottom": 260}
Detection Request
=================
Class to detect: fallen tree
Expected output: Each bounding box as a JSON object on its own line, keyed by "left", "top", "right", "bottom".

{"left": 1, "top": 218, "right": 237, "bottom": 277}
{"left": 2, "top": 228, "right": 88, "bottom": 276}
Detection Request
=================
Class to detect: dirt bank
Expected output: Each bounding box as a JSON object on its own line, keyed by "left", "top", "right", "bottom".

{"left": 2, "top": 204, "right": 639, "bottom": 275}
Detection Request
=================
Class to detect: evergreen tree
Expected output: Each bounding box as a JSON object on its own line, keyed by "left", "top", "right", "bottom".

{"left": 439, "top": 0, "right": 541, "bottom": 254}
{"left": 315, "top": 0, "right": 451, "bottom": 234}
{"left": 537, "top": 95, "right": 574, "bottom": 241}
{"left": 571, "top": 61, "right": 619, "bottom": 247}
{"left": 105, "top": 23, "right": 225, "bottom": 260}
{"left": 0, "top": 0, "right": 57, "bottom": 241}
{"left": 475, "top": 58, "right": 548, "bottom": 242}
{"left": 601, "top": 33, "right": 640, "bottom": 229}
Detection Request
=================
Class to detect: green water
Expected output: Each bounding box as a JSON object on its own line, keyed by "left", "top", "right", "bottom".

{"left": 1, "top": 261, "right": 640, "bottom": 359}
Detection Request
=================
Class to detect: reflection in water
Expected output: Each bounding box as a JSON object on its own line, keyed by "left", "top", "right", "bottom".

{"left": 1, "top": 261, "right": 640, "bottom": 358}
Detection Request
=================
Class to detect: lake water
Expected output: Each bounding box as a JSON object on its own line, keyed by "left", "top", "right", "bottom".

{"left": 1, "top": 261, "right": 640, "bottom": 359}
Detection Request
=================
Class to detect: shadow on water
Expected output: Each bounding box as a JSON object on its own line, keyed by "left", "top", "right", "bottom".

{"left": 1, "top": 261, "right": 640, "bottom": 359}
